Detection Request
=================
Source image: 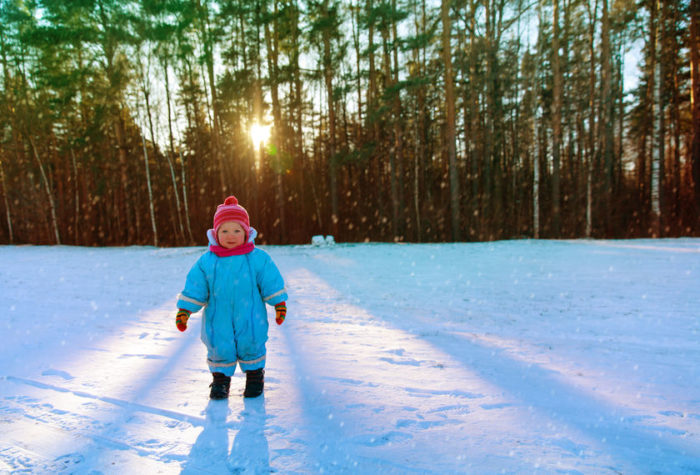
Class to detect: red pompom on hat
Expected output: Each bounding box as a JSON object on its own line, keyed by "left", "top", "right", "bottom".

{"left": 213, "top": 195, "right": 251, "bottom": 241}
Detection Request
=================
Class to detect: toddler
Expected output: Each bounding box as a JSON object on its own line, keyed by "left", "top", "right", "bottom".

{"left": 175, "top": 196, "right": 287, "bottom": 399}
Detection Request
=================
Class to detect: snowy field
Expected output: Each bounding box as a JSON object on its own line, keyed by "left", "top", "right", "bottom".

{"left": 0, "top": 239, "right": 699, "bottom": 474}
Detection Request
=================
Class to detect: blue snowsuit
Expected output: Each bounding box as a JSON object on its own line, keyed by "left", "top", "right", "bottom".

{"left": 177, "top": 232, "right": 287, "bottom": 376}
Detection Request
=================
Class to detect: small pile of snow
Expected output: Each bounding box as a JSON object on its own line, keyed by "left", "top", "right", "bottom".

{"left": 311, "top": 235, "right": 335, "bottom": 246}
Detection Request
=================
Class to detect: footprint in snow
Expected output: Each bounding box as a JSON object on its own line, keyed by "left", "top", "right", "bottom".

{"left": 41, "top": 368, "right": 73, "bottom": 380}
{"left": 480, "top": 402, "right": 514, "bottom": 410}
{"left": 658, "top": 410, "right": 684, "bottom": 417}
{"left": 50, "top": 453, "right": 84, "bottom": 471}
{"left": 118, "top": 354, "right": 167, "bottom": 360}
{"left": 359, "top": 431, "right": 413, "bottom": 447}
{"left": 379, "top": 356, "right": 422, "bottom": 366}
{"left": 396, "top": 418, "right": 456, "bottom": 429}
{"left": 386, "top": 348, "right": 406, "bottom": 356}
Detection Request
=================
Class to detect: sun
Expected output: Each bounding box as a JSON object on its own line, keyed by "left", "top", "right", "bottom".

{"left": 249, "top": 122, "right": 271, "bottom": 147}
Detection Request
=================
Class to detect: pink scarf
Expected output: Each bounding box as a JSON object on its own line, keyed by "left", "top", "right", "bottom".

{"left": 209, "top": 241, "right": 254, "bottom": 257}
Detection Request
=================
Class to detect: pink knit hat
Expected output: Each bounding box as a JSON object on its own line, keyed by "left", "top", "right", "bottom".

{"left": 213, "top": 196, "right": 250, "bottom": 240}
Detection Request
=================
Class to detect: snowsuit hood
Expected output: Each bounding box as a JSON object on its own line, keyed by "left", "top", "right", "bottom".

{"left": 207, "top": 227, "right": 258, "bottom": 257}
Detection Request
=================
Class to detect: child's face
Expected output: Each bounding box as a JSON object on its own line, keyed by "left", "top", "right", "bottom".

{"left": 217, "top": 221, "right": 246, "bottom": 249}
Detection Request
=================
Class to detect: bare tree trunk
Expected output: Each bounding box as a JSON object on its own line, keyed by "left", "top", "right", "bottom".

{"left": 599, "top": 0, "right": 614, "bottom": 233}
{"left": 322, "top": 0, "right": 339, "bottom": 235}
{"left": 533, "top": 74, "right": 541, "bottom": 240}
{"left": 533, "top": 125, "right": 540, "bottom": 239}
{"left": 1, "top": 31, "right": 15, "bottom": 244}
{"left": 252, "top": 9, "right": 263, "bottom": 222}
{"left": 482, "top": 0, "right": 507, "bottom": 237}
{"left": 586, "top": 147, "right": 594, "bottom": 237}
{"left": 651, "top": 0, "right": 665, "bottom": 237}
{"left": 310, "top": 108, "right": 324, "bottom": 228}
{"left": 670, "top": 42, "right": 681, "bottom": 223}
{"left": 532, "top": 0, "right": 544, "bottom": 239}
{"left": 367, "top": 0, "right": 377, "bottom": 118}
{"left": 290, "top": 0, "right": 306, "bottom": 234}
{"left": 691, "top": 0, "right": 700, "bottom": 212}
{"left": 139, "top": 51, "right": 174, "bottom": 245}
{"left": 161, "top": 59, "right": 185, "bottom": 242}
{"left": 264, "top": 0, "right": 286, "bottom": 242}
{"left": 350, "top": 0, "right": 363, "bottom": 130}
{"left": 381, "top": 21, "right": 400, "bottom": 240}
{"left": 113, "top": 112, "right": 132, "bottom": 243}
{"left": 469, "top": 0, "right": 480, "bottom": 234}
{"left": 442, "top": 0, "right": 460, "bottom": 241}
{"left": 196, "top": 0, "right": 225, "bottom": 195}
{"left": 413, "top": 117, "right": 422, "bottom": 242}
{"left": 551, "top": 0, "right": 562, "bottom": 236}
{"left": 165, "top": 151, "right": 185, "bottom": 239}
{"left": 70, "top": 148, "right": 80, "bottom": 244}
{"left": 178, "top": 148, "right": 195, "bottom": 244}
{"left": 617, "top": 46, "right": 625, "bottom": 205}
{"left": 585, "top": 0, "right": 599, "bottom": 237}
{"left": 172, "top": 117, "right": 195, "bottom": 244}
{"left": 27, "top": 135, "right": 61, "bottom": 244}
{"left": 140, "top": 121, "right": 158, "bottom": 246}
{"left": 411, "top": 0, "right": 427, "bottom": 242}
{"left": 0, "top": 158, "right": 13, "bottom": 243}
{"left": 392, "top": 0, "right": 406, "bottom": 239}
{"left": 366, "top": 0, "right": 384, "bottom": 225}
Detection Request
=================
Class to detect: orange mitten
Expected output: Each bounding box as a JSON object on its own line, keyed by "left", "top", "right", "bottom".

{"left": 274, "top": 302, "right": 286, "bottom": 325}
{"left": 176, "top": 309, "right": 191, "bottom": 332}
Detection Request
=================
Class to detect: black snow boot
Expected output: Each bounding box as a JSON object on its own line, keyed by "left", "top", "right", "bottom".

{"left": 243, "top": 368, "right": 264, "bottom": 398}
{"left": 209, "top": 372, "right": 231, "bottom": 400}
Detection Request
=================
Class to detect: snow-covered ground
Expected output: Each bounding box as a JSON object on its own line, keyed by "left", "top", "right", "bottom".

{"left": 0, "top": 239, "right": 699, "bottom": 474}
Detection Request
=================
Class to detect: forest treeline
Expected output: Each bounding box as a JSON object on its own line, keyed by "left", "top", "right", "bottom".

{"left": 1, "top": 0, "right": 699, "bottom": 246}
